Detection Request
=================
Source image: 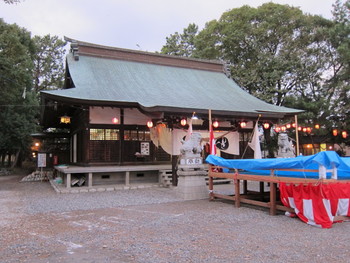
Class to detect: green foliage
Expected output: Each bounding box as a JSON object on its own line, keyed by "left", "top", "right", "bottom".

{"left": 0, "top": 19, "right": 66, "bottom": 164}
{"left": 0, "top": 19, "right": 37, "bottom": 159}
{"left": 161, "top": 23, "right": 198, "bottom": 57}
{"left": 326, "top": 0, "right": 350, "bottom": 133}
{"left": 32, "top": 35, "right": 66, "bottom": 93}
{"left": 3, "top": 0, "right": 21, "bottom": 4}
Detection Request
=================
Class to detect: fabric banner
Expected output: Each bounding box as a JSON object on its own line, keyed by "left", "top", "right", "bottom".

{"left": 248, "top": 122, "right": 262, "bottom": 159}
{"left": 209, "top": 126, "right": 216, "bottom": 155}
{"left": 280, "top": 182, "right": 350, "bottom": 228}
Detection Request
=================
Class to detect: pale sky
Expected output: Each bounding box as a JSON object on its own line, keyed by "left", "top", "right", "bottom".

{"left": 0, "top": 0, "right": 337, "bottom": 52}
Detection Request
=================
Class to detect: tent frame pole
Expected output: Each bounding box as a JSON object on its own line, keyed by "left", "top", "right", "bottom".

{"left": 295, "top": 114, "right": 300, "bottom": 156}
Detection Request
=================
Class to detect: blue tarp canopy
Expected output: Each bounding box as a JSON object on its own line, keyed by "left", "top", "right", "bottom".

{"left": 205, "top": 151, "right": 350, "bottom": 179}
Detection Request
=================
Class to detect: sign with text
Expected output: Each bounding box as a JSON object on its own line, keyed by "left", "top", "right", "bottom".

{"left": 38, "top": 153, "right": 47, "bottom": 168}
{"left": 140, "top": 142, "right": 150, "bottom": 155}
{"left": 179, "top": 157, "right": 203, "bottom": 165}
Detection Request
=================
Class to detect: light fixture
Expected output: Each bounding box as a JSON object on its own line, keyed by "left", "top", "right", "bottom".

{"left": 286, "top": 123, "right": 291, "bottom": 129}
{"left": 314, "top": 124, "right": 320, "bottom": 129}
{"left": 302, "top": 127, "right": 307, "bottom": 133}
{"left": 275, "top": 126, "right": 281, "bottom": 133}
{"left": 333, "top": 129, "right": 338, "bottom": 136}
{"left": 263, "top": 122, "right": 270, "bottom": 129}
{"left": 213, "top": 120, "right": 219, "bottom": 128}
{"left": 147, "top": 121, "right": 153, "bottom": 128}
{"left": 342, "top": 131, "right": 347, "bottom": 138}
{"left": 112, "top": 117, "right": 119, "bottom": 124}
{"left": 60, "top": 115, "right": 71, "bottom": 124}
{"left": 191, "top": 112, "right": 198, "bottom": 120}
{"left": 180, "top": 118, "right": 187, "bottom": 126}
{"left": 240, "top": 121, "right": 247, "bottom": 128}
{"left": 298, "top": 126, "right": 302, "bottom": 131}
{"left": 306, "top": 127, "right": 312, "bottom": 133}
{"left": 281, "top": 126, "right": 286, "bottom": 132}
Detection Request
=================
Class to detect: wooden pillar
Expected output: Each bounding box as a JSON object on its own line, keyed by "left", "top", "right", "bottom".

{"left": 88, "top": 172, "right": 92, "bottom": 187}
{"left": 259, "top": 181, "right": 265, "bottom": 201}
{"left": 208, "top": 172, "right": 214, "bottom": 200}
{"left": 270, "top": 182, "right": 277, "bottom": 215}
{"left": 66, "top": 173, "right": 71, "bottom": 188}
{"left": 125, "top": 171, "right": 130, "bottom": 186}
{"left": 295, "top": 114, "right": 300, "bottom": 156}
{"left": 243, "top": 180, "right": 248, "bottom": 195}
{"left": 234, "top": 178, "right": 240, "bottom": 208}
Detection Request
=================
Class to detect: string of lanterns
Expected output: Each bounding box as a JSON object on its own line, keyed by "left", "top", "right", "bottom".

{"left": 272, "top": 122, "right": 348, "bottom": 139}
{"left": 104, "top": 115, "right": 349, "bottom": 139}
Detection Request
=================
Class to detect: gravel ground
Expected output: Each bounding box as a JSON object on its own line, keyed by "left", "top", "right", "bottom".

{"left": 1, "top": 172, "right": 350, "bottom": 263}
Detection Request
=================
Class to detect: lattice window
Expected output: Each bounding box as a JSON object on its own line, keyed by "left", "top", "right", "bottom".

{"left": 90, "top": 129, "right": 119, "bottom": 140}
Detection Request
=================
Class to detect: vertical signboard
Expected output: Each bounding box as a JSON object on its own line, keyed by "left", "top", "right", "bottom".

{"left": 38, "top": 153, "right": 47, "bottom": 168}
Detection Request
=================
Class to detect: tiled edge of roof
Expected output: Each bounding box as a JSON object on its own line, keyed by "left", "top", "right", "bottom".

{"left": 64, "top": 36, "right": 225, "bottom": 72}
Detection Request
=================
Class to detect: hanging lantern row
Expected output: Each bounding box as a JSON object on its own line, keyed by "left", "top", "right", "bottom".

{"left": 333, "top": 129, "right": 348, "bottom": 138}
{"left": 272, "top": 122, "right": 322, "bottom": 134}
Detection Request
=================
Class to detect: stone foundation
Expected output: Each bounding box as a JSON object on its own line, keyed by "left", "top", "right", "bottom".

{"left": 176, "top": 174, "right": 208, "bottom": 200}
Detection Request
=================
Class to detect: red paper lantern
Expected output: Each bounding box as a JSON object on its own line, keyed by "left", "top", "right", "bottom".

{"left": 180, "top": 118, "right": 187, "bottom": 126}
{"left": 342, "top": 131, "right": 347, "bottom": 138}
{"left": 213, "top": 121, "right": 219, "bottom": 128}
{"left": 112, "top": 117, "right": 119, "bottom": 124}
{"left": 240, "top": 121, "right": 247, "bottom": 128}
{"left": 333, "top": 129, "right": 338, "bottom": 136}
{"left": 263, "top": 122, "right": 270, "bottom": 129}
{"left": 147, "top": 121, "right": 153, "bottom": 128}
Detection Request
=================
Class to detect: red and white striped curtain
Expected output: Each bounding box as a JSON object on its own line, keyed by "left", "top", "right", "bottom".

{"left": 280, "top": 182, "right": 350, "bottom": 228}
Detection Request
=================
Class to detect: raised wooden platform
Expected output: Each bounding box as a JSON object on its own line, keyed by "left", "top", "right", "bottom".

{"left": 54, "top": 164, "right": 172, "bottom": 189}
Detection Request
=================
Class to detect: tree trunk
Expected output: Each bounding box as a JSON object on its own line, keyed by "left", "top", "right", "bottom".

{"left": 10, "top": 149, "right": 20, "bottom": 169}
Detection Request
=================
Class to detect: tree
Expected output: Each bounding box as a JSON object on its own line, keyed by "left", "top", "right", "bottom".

{"left": 326, "top": 0, "right": 350, "bottom": 133}
{"left": 161, "top": 3, "right": 340, "bottom": 127}
{"left": 32, "top": 35, "right": 66, "bottom": 93}
{"left": 161, "top": 23, "right": 198, "bottom": 57}
{"left": 0, "top": 18, "right": 37, "bottom": 167}
{"left": 3, "top": 0, "right": 21, "bottom": 4}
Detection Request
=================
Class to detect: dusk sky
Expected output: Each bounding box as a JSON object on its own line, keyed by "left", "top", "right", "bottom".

{"left": 1, "top": 0, "right": 337, "bottom": 52}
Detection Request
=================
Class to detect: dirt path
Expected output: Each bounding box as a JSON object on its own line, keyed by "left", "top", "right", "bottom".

{"left": 1, "top": 173, "right": 350, "bottom": 263}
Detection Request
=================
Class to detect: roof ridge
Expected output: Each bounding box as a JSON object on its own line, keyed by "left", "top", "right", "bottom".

{"left": 64, "top": 36, "right": 224, "bottom": 72}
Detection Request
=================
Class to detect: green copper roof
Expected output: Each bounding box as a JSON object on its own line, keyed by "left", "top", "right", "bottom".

{"left": 42, "top": 53, "right": 302, "bottom": 117}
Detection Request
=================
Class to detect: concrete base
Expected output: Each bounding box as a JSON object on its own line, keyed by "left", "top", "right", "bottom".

{"left": 176, "top": 175, "right": 208, "bottom": 200}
